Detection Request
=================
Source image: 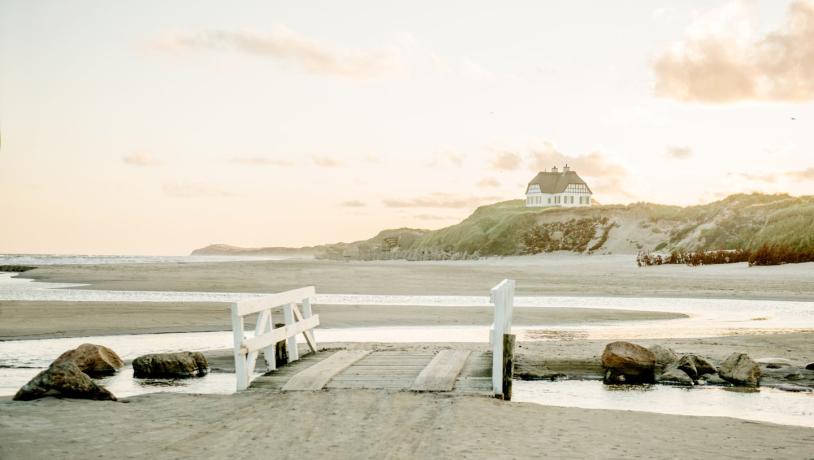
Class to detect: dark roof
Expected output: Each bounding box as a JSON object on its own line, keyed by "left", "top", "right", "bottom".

{"left": 526, "top": 170, "right": 592, "bottom": 194}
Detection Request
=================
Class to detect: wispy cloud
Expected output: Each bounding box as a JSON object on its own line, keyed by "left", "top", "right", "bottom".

{"left": 428, "top": 151, "right": 464, "bottom": 168}
{"left": 666, "top": 146, "right": 693, "bottom": 159}
{"left": 122, "top": 152, "right": 162, "bottom": 166}
{"left": 383, "top": 193, "right": 501, "bottom": 209}
{"left": 162, "top": 183, "right": 235, "bottom": 198}
{"left": 526, "top": 142, "right": 632, "bottom": 197}
{"left": 489, "top": 151, "right": 522, "bottom": 170}
{"left": 228, "top": 156, "right": 294, "bottom": 166}
{"left": 477, "top": 178, "right": 500, "bottom": 188}
{"left": 149, "top": 26, "right": 404, "bottom": 79}
{"left": 312, "top": 156, "right": 343, "bottom": 168}
{"left": 340, "top": 200, "right": 366, "bottom": 207}
{"left": 732, "top": 167, "right": 814, "bottom": 183}
{"left": 653, "top": 0, "right": 814, "bottom": 102}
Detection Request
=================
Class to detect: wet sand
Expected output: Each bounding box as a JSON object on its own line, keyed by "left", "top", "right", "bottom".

{"left": 18, "top": 254, "right": 814, "bottom": 300}
{"left": 0, "top": 300, "right": 685, "bottom": 340}
{"left": 2, "top": 391, "right": 813, "bottom": 459}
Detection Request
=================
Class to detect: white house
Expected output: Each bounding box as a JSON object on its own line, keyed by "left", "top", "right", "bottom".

{"left": 525, "top": 165, "right": 593, "bottom": 207}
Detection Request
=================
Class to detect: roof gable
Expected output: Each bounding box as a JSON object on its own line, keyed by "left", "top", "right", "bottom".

{"left": 526, "top": 171, "right": 592, "bottom": 194}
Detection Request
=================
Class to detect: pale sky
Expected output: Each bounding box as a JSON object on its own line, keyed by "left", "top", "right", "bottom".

{"left": 1, "top": 0, "right": 813, "bottom": 255}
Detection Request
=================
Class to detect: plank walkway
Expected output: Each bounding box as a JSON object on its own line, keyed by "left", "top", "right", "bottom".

{"left": 249, "top": 349, "right": 493, "bottom": 395}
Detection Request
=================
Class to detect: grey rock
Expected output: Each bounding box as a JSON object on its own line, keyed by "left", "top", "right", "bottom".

{"left": 697, "top": 373, "right": 729, "bottom": 386}
{"left": 132, "top": 352, "right": 208, "bottom": 379}
{"left": 719, "top": 352, "right": 761, "bottom": 387}
{"left": 755, "top": 357, "right": 796, "bottom": 368}
{"left": 677, "top": 354, "right": 717, "bottom": 380}
{"left": 601, "top": 341, "right": 656, "bottom": 384}
{"left": 657, "top": 366, "right": 694, "bottom": 386}
{"left": 52, "top": 343, "right": 124, "bottom": 377}
{"left": 772, "top": 384, "right": 812, "bottom": 393}
{"left": 805, "top": 363, "right": 814, "bottom": 371}
{"left": 14, "top": 362, "right": 117, "bottom": 401}
{"left": 648, "top": 345, "right": 679, "bottom": 371}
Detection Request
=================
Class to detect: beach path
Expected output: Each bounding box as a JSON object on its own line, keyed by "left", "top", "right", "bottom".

{"left": 251, "top": 349, "right": 492, "bottom": 394}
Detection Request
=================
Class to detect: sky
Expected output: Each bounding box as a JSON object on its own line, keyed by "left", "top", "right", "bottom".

{"left": 1, "top": 0, "right": 813, "bottom": 255}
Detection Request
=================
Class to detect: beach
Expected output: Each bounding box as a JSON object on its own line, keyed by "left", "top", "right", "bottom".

{"left": 2, "top": 255, "right": 814, "bottom": 459}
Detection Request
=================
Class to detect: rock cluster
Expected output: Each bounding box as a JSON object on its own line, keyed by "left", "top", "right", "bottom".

{"left": 14, "top": 343, "right": 123, "bottom": 401}
{"left": 601, "top": 342, "right": 765, "bottom": 388}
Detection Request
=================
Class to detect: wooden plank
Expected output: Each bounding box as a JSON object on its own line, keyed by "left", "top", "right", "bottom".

{"left": 292, "top": 304, "right": 318, "bottom": 353}
{"left": 283, "top": 303, "right": 299, "bottom": 362}
{"left": 242, "top": 314, "right": 319, "bottom": 353}
{"left": 235, "top": 286, "right": 315, "bottom": 316}
{"left": 282, "top": 350, "right": 371, "bottom": 391}
{"left": 411, "top": 350, "right": 471, "bottom": 392}
{"left": 301, "top": 298, "right": 318, "bottom": 353}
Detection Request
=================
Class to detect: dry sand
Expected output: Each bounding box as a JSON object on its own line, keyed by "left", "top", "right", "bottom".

{"left": 2, "top": 391, "right": 813, "bottom": 459}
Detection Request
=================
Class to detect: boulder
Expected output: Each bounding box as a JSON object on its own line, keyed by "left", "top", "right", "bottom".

{"left": 657, "top": 366, "right": 694, "bottom": 386}
{"left": 132, "top": 352, "right": 208, "bottom": 378}
{"left": 755, "top": 357, "right": 796, "bottom": 369}
{"left": 805, "top": 362, "right": 814, "bottom": 371}
{"left": 601, "top": 341, "right": 656, "bottom": 384}
{"left": 677, "top": 354, "right": 717, "bottom": 380}
{"left": 719, "top": 352, "right": 761, "bottom": 387}
{"left": 648, "top": 345, "right": 678, "bottom": 371}
{"left": 13, "top": 362, "right": 117, "bottom": 401}
{"left": 52, "top": 343, "right": 124, "bottom": 377}
{"left": 697, "top": 373, "right": 729, "bottom": 386}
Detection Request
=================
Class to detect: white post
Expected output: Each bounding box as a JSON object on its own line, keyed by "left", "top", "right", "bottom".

{"left": 301, "top": 297, "right": 317, "bottom": 352}
{"left": 490, "top": 279, "right": 515, "bottom": 397}
{"left": 262, "top": 310, "right": 276, "bottom": 371}
{"left": 231, "top": 303, "right": 249, "bottom": 391}
{"left": 283, "top": 302, "right": 299, "bottom": 362}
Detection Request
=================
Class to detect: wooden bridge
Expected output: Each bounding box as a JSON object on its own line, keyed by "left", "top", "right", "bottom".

{"left": 230, "top": 280, "right": 515, "bottom": 398}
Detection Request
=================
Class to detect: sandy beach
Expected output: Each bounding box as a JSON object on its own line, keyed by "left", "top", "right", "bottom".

{"left": 2, "top": 255, "right": 814, "bottom": 459}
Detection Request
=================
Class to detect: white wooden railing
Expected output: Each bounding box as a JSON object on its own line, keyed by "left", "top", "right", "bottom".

{"left": 230, "top": 286, "right": 320, "bottom": 390}
{"left": 490, "top": 279, "right": 515, "bottom": 397}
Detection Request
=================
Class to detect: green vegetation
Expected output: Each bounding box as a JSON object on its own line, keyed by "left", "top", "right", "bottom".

{"left": 305, "top": 192, "right": 814, "bottom": 262}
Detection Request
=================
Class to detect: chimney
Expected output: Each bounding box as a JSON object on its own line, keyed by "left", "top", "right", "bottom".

{"left": 551, "top": 165, "right": 558, "bottom": 173}
{"left": 563, "top": 164, "right": 570, "bottom": 173}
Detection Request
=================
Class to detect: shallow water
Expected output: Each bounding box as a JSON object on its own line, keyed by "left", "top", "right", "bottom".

{"left": 513, "top": 380, "right": 814, "bottom": 428}
{"left": 2, "top": 271, "right": 814, "bottom": 427}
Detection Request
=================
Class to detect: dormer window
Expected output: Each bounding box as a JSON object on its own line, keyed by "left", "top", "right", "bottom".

{"left": 528, "top": 184, "right": 541, "bottom": 194}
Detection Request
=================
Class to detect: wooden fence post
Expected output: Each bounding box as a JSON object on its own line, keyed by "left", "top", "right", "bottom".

{"left": 502, "top": 333, "right": 515, "bottom": 400}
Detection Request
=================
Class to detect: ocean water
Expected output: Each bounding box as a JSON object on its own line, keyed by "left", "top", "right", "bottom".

{"left": 0, "top": 253, "right": 311, "bottom": 266}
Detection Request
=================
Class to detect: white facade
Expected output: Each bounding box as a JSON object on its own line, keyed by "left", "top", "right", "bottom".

{"left": 524, "top": 167, "right": 592, "bottom": 208}
{"left": 525, "top": 191, "right": 591, "bottom": 207}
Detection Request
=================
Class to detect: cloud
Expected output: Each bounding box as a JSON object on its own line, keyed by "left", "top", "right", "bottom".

{"left": 731, "top": 167, "right": 814, "bottom": 183}
{"left": 149, "top": 26, "right": 403, "bottom": 79}
{"left": 787, "top": 167, "right": 814, "bottom": 180}
{"left": 477, "top": 178, "right": 500, "bottom": 188}
{"left": 340, "top": 200, "right": 366, "bottom": 207}
{"left": 653, "top": 1, "right": 814, "bottom": 102}
{"left": 414, "top": 214, "right": 451, "bottom": 221}
{"left": 490, "top": 151, "right": 522, "bottom": 170}
{"left": 162, "top": 183, "right": 235, "bottom": 198}
{"left": 526, "top": 142, "right": 631, "bottom": 197}
{"left": 312, "top": 156, "right": 343, "bottom": 168}
{"left": 383, "top": 193, "right": 502, "bottom": 209}
{"left": 666, "top": 146, "right": 693, "bottom": 159}
{"left": 229, "top": 156, "right": 294, "bottom": 166}
{"left": 428, "top": 151, "right": 464, "bottom": 168}
{"left": 122, "top": 152, "right": 161, "bottom": 166}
